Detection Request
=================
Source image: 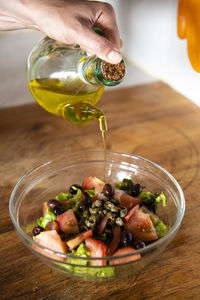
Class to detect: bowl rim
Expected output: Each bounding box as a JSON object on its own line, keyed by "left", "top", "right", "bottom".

{"left": 9, "top": 150, "right": 185, "bottom": 264}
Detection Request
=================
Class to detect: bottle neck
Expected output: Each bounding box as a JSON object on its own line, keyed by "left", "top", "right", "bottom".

{"left": 81, "top": 56, "right": 126, "bottom": 87}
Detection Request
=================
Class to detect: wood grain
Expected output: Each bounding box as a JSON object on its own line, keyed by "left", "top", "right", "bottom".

{"left": 0, "top": 82, "right": 200, "bottom": 299}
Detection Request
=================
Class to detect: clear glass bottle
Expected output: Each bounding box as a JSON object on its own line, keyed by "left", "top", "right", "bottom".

{"left": 26, "top": 36, "right": 126, "bottom": 128}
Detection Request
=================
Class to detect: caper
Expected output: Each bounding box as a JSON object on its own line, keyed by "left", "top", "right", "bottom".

{"left": 83, "top": 209, "right": 89, "bottom": 218}
{"left": 89, "top": 218, "right": 95, "bottom": 224}
{"left": 108, "top": 219, "right": 115, "bottom": 226}
{"left": 103, "top": 209, "right": 107, "bottom": 215}
{"left": 98, "top": 209, "right": 104, "bottom": 218}
{"left": 111, "top": 198, "right": 120, "bottom": 206}
{"left": 110, "top": 205, "right": 120, "bottom": 213}
{"left": 107, "top": 211, "right": 116, "bottom": 220}
{"left": 107, "top": 201, "right": 114, "bottom": 209}
{"left": 89, "top": 207, "right": 98, "bottom": 214}
{"left": 116, "top": 217, "right": 124, "bottom": 226}
{"left": 92, "top": 199, "right": 103, "bottom": 208}
{"left": 120, "top": 206, "right": 128, "bottom": 218}
{"left": 89, "top": 214, "right": 99, "bottom": 224}
{"left": 104, "top": 201, "right": 112, "bottom": 210}
{"left": 85, "top": 219, "right": 92, "bottom": 228}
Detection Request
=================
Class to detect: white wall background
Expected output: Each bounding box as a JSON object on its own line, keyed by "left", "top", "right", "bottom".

{"left": 109, "top": 0, "right": 200, "bottom": 106}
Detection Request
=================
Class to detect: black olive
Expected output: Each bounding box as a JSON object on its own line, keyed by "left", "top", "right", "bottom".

{"left": 103, "top": 183, "right": 115, "bottom": 198}
{"left": 69, "top": 184, "right": 82, "bottom": 194}
{"left": 47, "top": 199, "right": 61, "bottom": 210}
{"left": 32, "top": 225, "right": 44, "bottom": 236}
{"left": 132, "top": 240, "right": 145, "bottom": 250}
{"left": 120, "top": 230, "right": 133, "bottom": 247}
{"left": 53, "top": 205, "right": 65, "bottom": 216}
{"left": 131, "top": 183, "right": 142, "bottom": 197}
{"left": 78, "top": 197, "right": 91, "bottom": 211}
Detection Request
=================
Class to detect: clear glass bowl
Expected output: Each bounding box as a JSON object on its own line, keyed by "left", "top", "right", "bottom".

{"left": 9, "top": 151, "right": 185, "bottom": 281}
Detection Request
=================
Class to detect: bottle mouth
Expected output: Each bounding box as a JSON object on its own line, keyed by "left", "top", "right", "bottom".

{"left": 96, "top": 59, "right": 126, "bottom": 86}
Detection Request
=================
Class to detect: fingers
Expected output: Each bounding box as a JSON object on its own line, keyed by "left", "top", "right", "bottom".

{"left": 69, "top": 26, "right": 122, "bottom": 64}
{"left": 94, "top": 2, "right": 121, "bottom": 51}
{"left": 65, "top": 2, "right": 123, "bottom": 64}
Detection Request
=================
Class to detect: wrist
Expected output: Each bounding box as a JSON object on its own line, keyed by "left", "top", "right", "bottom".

{"left": 0, "top": 0, "right": 38, "bottom": 30}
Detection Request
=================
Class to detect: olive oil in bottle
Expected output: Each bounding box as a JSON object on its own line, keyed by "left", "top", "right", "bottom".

{"left": 26, "top": 36, "right": 126, "bottom": 177}
{"left": 28, "top": 77, "right": 105, "bottom": 126}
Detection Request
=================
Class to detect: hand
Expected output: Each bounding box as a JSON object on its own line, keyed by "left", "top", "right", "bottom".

{"left": 0, "top": 0, "right": 122, "bottom": 64}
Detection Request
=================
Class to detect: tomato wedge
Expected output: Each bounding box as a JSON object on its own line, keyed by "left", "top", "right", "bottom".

{"left": 110, "top": 246, "right": 141, "bottom": 265}
{"left": 56, "top": 209, "right": 79, "bottom": 234}
{"left": 82, "top": 176, "right": 105, "bottom": 196}
{"left": 34, "top": 230, "right": 68, "bottom": 262}
{"left": 124, "top": 205, "right": 139, "bottom": 222}
{"left": 114, "top": 189, "right": 141, "bottom": 210}
{"left": 85, "top": 238, "right": 107, "bottom": 266}
{"left": 125, "top": 207, "right": 158, "bottom": 241}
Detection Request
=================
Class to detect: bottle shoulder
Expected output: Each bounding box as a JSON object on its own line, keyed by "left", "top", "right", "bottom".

{"left": 27, "top": 36, "right": 126, "bottom": 87}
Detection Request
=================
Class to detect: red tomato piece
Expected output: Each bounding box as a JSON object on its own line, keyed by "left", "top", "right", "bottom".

{"left": 114, "top": 189, "right": 142, "bottom": 210}
{"left": 56, "top": 209, "right": 79, "bottom": 234}
{"left": 85, "top": 238, "right": 108, "bottom": 266}
{"left": 110, "top": 246, "right": 141, "bottom": 265}
{"left": 124, "top": 204, "right": 139, "bottom": 222}
{"left": 82, "top": 176, "right": 105, "bottom": 196}
{"left": 34, "top": 230, "right": 68, "bottom": 262}
{"left": 125, "top": 208, "right": 158, "bottom": 241}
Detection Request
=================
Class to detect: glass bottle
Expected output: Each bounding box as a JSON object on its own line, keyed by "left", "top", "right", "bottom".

{"left": 26, "top": 36, "right": 126, "bottom": 129}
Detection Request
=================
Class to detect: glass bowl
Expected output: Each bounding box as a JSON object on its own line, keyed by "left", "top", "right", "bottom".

{"left": 9, "top": 151, "right": 185, "bottom": 281}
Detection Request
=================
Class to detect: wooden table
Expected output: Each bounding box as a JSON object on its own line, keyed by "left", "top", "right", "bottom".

{"left": 1, "top": 82, "right": 200, "bottom": 299}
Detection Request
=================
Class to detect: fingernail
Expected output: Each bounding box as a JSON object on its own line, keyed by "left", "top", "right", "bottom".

{"left": 107, "top": 50, "right": 122, "bottom": 64}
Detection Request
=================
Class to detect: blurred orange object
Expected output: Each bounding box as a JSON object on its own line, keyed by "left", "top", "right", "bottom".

{"left": 177, "top": 0, "right": 200, "bottom": 72}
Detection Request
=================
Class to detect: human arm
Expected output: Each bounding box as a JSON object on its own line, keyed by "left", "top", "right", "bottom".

{"left": 0, "top": 0, "right": 122, "bottom": 63}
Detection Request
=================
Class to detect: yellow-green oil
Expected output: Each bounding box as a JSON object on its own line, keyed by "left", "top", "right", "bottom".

{"left": 28, "top": 78, "right": 104, "bottom": 121}
{"left": 28, "top": 78, "right": 107, "bottom": 177}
